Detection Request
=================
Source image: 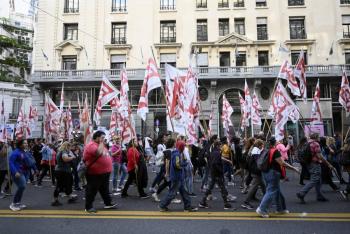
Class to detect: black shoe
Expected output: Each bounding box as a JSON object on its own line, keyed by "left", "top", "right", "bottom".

{"left": 159, "top": 206, "right": 169, "bottom": 212}
{"left": 184, "top": 206, "right": 198, "bottom": 212}
{"left": 51, "top": 200, "right": 62, "bottom": 206}
{"left": 198, "top": 202, "right": 209, "bottom": 209}
{"left": 241, "top": 202, "right": 254, "bottom": 210}
{"left": 85, "top": 208, "right": 97, "bottom": 213}
{"left": 317, "top": 197, "right": 329, "bottom": 202}
{"left": 224, "top": 203, "right": 232, "bottom": 210}
{"left": 296, "top": 192, "right": 306, "bottom": 204}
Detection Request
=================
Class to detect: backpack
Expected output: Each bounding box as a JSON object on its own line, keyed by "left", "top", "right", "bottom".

{"left": 257, "top": 148, "right": 274, "bottom": 172}
{"left": 171, "top": 149, "right": 182, "bottom": 171}
{"left": 300, "top": 143, "right": 312, "bottom": 165}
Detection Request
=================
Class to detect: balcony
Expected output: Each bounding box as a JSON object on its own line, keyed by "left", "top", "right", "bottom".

{"left": 31, "top": 65, "right": 350, "bottom": 83}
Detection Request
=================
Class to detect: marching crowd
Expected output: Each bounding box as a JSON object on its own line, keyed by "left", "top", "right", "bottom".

{"left": 0, "top": 130, "right": 349, "bottom": 218}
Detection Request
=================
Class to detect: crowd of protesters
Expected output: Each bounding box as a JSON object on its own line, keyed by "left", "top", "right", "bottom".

{"left": 0, "top": 130, "right": 349, "bottom": 217}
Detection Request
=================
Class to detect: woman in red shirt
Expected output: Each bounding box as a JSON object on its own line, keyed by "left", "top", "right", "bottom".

{"left": 121, "top": 139, "right": 148, "bottom": 199}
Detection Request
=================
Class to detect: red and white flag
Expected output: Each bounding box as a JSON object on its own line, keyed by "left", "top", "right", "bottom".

{"left": 165, "top": 64, "right": 187, "bottom": 135}
{"left": 109, "top": 112, "right": 117, "bottom": 138}
{"left": 339, "top": 70, "right": 350, "bottom": 114}
{"left": 208, "top": 102, "right": 214, "bottom": 137}
{"left": 81, "top": 94, "right": 92, "bottom": 144}
{"left": 244, "top": 80, "right": 252, "bottom": 127}
{"left": 278, "top": 60, "right": 301, "bottom": 96}
{"left": 15, "top": 105, "right": 31, "bottom": 139}
{"left": 294, "top": 51, "right": 307, "bottom": 102}
{"left": 222, "top": 94, "right": 233, "bottom": 137}
{"left": 45, "top": 93, "right": 61, "bottom": 142}
{"left": 269, "top": 81, "right": 299, "bottom": 141}
{"left": 119, "top": 69, "right": 130, "bottom": 118}
{"left": 238, "top": 92, "right": 246, "bottom": 131}
{"left": 310, "top": 79, "right": 322, "bottom": 125}
{"left": 94, "top": 75, "right": 119, "bottom": 126}
{"left": 77, "top": 94, "right": 82, "bottom": 128}
{"left": 28, "top": 105, "right": 38, "bottom": 131}
{"left": 66, "top": 102, "right": 73, "bottom": 140}
{"left": 137, "top": 58, "right": 162, "bottom": 121}
{"left": 0, "top": 97, "right": 6, "bottom": 141}
{"left": 59, "top": 83, "right": 64, "bottom": 112}
{"left": 251, "top": 91, "right": 262, "bottom": 126}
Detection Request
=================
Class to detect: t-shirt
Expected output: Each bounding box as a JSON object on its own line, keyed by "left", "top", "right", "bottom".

{"left": 55, "top": 150, "right": 72, "bottom": 173}
{"left": 126, "top": 147, "right": 140, "bottom": 172}
{"left": 110, "top": 144, "right": 121, "bottom": 163}
{"left": 163, "top": 149, "right": 172, "bottom": 161}
{"left": 83, "top": 141, "right": 112, "bottom": 175}
{"left": 221, "top": 144, "right": 232, "bottom": 159}
{"left": 309, "top": 140, "right": 322, "bottom": 163}
{"left": 269, "top": 148, "right": 282, "bottom": 172}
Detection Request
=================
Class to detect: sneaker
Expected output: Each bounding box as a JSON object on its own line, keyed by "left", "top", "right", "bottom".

{"left": 104, "top": 203, "right": 118, "bottom": 209}
{"left": 85, "top": 208, "right": 97, "bottom": 213}
{"left": 188, "top": 193, "right": 197, "bottom": 198}
{"left": 51, "top": 200, "right": 63, "bottom": 206}
{"left": 256, "top": 207, "right": 269, "bottom": 218}
{"left": 224, "top": 203, "right": 232, "bottom": 210}
{"left": 171, "top": 198, "right": 181, "bottom": 204}
{"left": 184, "top": 207, "right": 198, "bottom": 212}
{"left": 16, "top": 203, "right": 27, "bottom": 209}
{"left": 296, "top": 192, "right": 306, "bottom": 204}
{"left": 207, "top": 194, "right": 217, "bottom": 201}
{"left": 152, "top": 193, "right": 160, "bottom": 202}
{"left": 340, "top": 190, "right": 349, "bottom": 200}
{"left": 198, "top": 202, "right": 209, "bottom": 209}
{"left": 9, "top": 203, "right": 20, "bottom": 211}
{"left": 317, "top": 197, "right": 329, "bottom": 202}
{"left": 241, "top": 189, "right": 248, "bottom": 194}
{"left": 116, "top": 187, "right": 122, "bottom": 192}
{"left": 140, "top": 194, "right": 150, "bottom": 199}
{"left": 227, "top": 194, "right": 237, "bottom": 202}
{"left": 275, "top": 210, "right": 290, "bottom": 214}
{"left": 159, "top": 206, "right": 169, "bottom": 212}
{"left": 241, "top": 202, "right": 254, "bottom": 210}
{"left": 149, "top": 187, "right": 157, "bottom": 193}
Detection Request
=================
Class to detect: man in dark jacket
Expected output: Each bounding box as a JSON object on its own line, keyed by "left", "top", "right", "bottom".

{"left": 199, "top": 141, "right": 232, "bottom": 210}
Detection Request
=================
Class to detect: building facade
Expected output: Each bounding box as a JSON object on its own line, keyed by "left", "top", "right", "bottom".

{"left": 31, "top": 0, "right": 350, "bottom": 140}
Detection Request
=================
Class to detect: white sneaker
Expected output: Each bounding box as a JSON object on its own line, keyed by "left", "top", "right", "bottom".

{"left": 16, "top": 203, "right": 27, "bottom": 209}
{"left": 171, "top": 198, "right": 182, "bottom": 204}
{"left": 227, "top": 194, "right": 237, "bottom": 202}
{"left": 9, "top": 203, "right": 20, "bottom": 211}
{"left": 152, "top": 193, "right": 160, "bottom": 202}
{"left": 256, "top": 207, "right": 269, "bottom": 218}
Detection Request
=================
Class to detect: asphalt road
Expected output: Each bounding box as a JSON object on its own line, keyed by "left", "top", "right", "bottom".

{"left": 0, "top": 167, "right": 349, "bottom": 234}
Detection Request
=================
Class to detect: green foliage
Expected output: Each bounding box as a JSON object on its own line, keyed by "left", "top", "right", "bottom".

{"left": 0, "top": 35, "right": 32, "bottom": 50}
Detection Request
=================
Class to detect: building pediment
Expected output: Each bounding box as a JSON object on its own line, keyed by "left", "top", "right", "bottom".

{"left": 54, "top": 40, "right": 83, "bottom": 51}
{"left": 215, "top": 33, "right": 252, "bottom": 45}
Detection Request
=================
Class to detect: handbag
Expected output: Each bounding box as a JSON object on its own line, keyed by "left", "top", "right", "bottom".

{"left": 77, "top": 155, "right": 100, "bottom": 178}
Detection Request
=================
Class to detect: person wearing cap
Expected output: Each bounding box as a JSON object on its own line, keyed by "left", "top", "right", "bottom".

{"left": 256, "top": 137, "right": 299, "bottom": 218}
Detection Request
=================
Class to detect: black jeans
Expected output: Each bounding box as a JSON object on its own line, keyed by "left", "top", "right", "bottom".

{"left": 156, "top": 179, "right": 170, "bottom": 195}
{"left": 0, "top": 170, "right": 7, "bottom": 191}
{"left": 38, "top": 164, "right": 55, "bottom": 185}
{"left": 54, "top": 171, "right": 73, "bottom": 198}
{"left": 201, "top": 174, "right": 228, "bottom": 204}
{"left": 122, "top": 169, "right": 146, "bottom": 197}
{"left": 85, "top": 173, "right": 112, "bottom": 210}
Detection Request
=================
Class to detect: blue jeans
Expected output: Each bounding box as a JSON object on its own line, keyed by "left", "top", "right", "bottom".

{"left": 223, "top": 161, "right": 233, "bottom": 182}
{"left": 258, "top": 169, "right": 286, "bottom": 213}
{"left": 201, "top": 165, "right": 209, "bottom": 188}
{"left": 299, "top": 163, "right": 323, "bottom": 199}
{"left": 160, "top": 179, "right": 191, "bottom": 209}
{"left": 112, "top": 162, "right": 127, "bottom": 189}
{"left": 184, "top": 164, "right": 193, "bottom": 194}
{"left": 13, "top": 174, "right": 26, "bottom": 204}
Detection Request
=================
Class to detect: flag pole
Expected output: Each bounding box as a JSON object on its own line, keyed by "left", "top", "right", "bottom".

{"left": 150, "top": 46, "right": 175, "bottom": 133}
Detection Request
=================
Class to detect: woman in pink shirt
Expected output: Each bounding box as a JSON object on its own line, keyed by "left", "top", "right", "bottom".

{"left": 276, "top": 142, "right": 291, "bottom": 162}
{"left": 110, "top": 136, "right": 127, "bottom": 192}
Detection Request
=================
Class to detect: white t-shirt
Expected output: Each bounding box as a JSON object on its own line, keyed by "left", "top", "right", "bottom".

{"left": 183, "top": 146, "right": 193, "bottom": 167}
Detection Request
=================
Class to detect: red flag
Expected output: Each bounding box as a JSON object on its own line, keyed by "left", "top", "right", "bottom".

{"left": 222, "top": 94, "right": 233, "bottom": 137}
{"left": 45, "top": 93, "right": 61, "bottom": 142}
{"left": 339, "top": 70, "right": 350, "bottom": 114}
{"left": 251, "top": 91, "right": 262, "bottom": 126}
{"left": 244, "top": 80, "right": 252, "bottom": 127}
{"left": 278, "top": 60, "right": 301, "bottom": 96}
{"left": 82, "top": 94, "right": 92, "bottom": 144}
{"left": 137, "top": 58, "right": 162, "bottom": 121}
{"left": 238, "top": 92, "right": 246, "bottom": 131}
{"left": 66, "top": 102, "right": 73, "bottom": 140}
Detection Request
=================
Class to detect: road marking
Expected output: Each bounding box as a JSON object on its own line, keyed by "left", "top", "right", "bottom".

{"left": 0, "top": 210, "right": 349, "bottom": 222}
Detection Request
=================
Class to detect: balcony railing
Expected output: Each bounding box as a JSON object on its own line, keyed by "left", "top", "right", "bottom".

{"left": 31, "top": 65, "right": 350, "bottom": 82}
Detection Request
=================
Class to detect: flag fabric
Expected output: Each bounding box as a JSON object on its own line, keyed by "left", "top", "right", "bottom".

{"left": 165, "top": 64, "right": 187, "bottom": 135}
{"left": 208, "top": 102, "right": 214, "bottom": 137}
{"left": 278, "top": 60, "right": 301, "bottom": 96}
{"left": 59, "top": 83, "right": 64, "bottom": 112}
{"left": 310, "top": 79, "right": 322, "bottom": 125}
{"left": 109, "top": 112, "right": 117, "bottom": 138}
{"left": 222, "top": 94, "right": 233, "bottom": 138}
{"left": 294, "top": 51, "right": 307, "bottom": 102}
{"left": 329, "top": 41, "right": 334, "bottom": 56}
{"left": 119, "top": 69, "right": 130, "bottom": 118}
{"left": 94, "top": 75, "right": 119, "bottom": 126}
{"left": 238, "top": 92, "right": 246, "bottom": 131}
{"left": 269, "top": 81, "right": 300, "bottom": 141}
{"left": 15, "top": 105, "right": 31, "bottom": 140}
{"left": 244, "top": 80, "right": 252, "bottom": 127}
{"left": 0, "top": 97, "right": 6, "bottom": 141}
{"left": 339, "top": 70, "right": 350, "bottom": 114}
{"left": 41, "top": 48, "right": 48, "bottom": 61}
{"left": 251, "top": 91, "right": 262, "bottom": 126}
{"left": 137, "top": 58, "right": 162, "bottom": 121}
{"left": 44, "top": 93, "right": 61, "bottom": 142}
{"left": 77, "top": 94, "right": 82, "bottom": 129}
{"left": 28, "top": 105, "right": 38, "bottom": 132}
{"left": 279, "top": 43, "right": 290, "bottom": 53}
{"left": 66, "top": 102, "right": 73, "bottom": 140}
{"left": 81, "top": 94, "right": 92, "bottom": 144}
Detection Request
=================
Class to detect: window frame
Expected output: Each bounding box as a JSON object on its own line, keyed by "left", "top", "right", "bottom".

{"left": 218, "top": 0, "right": 229, "bottom": 8}
{"left": 234, "top": 18, "right": 245, "bottom": 35}
{"left": 289, "top": 17, "right": 306, "bottom": 39}
{"left": 64, "top": 0, "right": 79, "bottom": 13}
{"left": 342, "top": 15, "right": 350, "bottom": 38}
{"left": 62, "top": 55, "right": 77, "bottom": 70}
{"left": 197, "top": 19, "right": 208, "bottom": 42}
{"left": 291, "top": 50, "right": 308, "bottom": 65}
{"left": 341, "top": 0, "right": 350, "bottom": 4}
{"left": 160, "top": 21, "right": 176, "bottom": 43}
{"left": 112, "top": 0, "right": 127, "bottom": 12}
{"left": 160, "top": 0, "right": 176, "bottom": 10}
{"left": 233, "top": 0, "right": 245, "bottom": 8}
{"left": 258, "top": 51, "right": 269, "bottom": 66}
{"left": 196, "top": 0, "right": 208, "bottom": 8}
{"left": 111, "top": 22, "right": 127, "bottom": 44}
{"left": 236, "top": 52, "right": 247, "bottom": 66}
{"left": 256, "top": 0, "right": 267, "bottom": 7}
{"left": 257, "top": 17, "right": 268, "bottom": 40}
{"left": 63, "top": 23, "right": 78, "bottom": 40}
{"left": 288, "top": 0, "right": 304, "bottom": 6}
